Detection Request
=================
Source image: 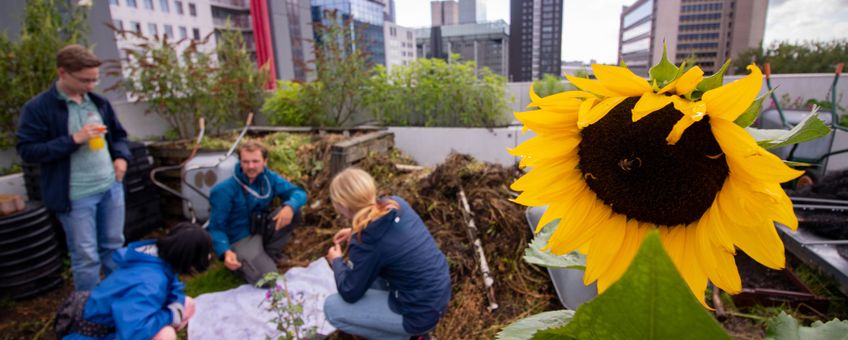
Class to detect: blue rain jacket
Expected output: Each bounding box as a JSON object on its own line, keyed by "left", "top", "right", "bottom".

{"left": 65, "top": 240, "right": 185, "bottom": 340}
{"left": 207, "top": 163, "right": 307, "bottom": 257}
{"left": 331, "top": 196, "right": 452, "bottom": 335}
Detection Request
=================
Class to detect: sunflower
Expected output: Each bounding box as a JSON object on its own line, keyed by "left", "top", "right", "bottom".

{"left": 510, "top": 57, "right": 803, "bottom": 303}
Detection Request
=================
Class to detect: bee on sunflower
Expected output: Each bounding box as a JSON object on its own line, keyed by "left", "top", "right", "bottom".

{"left": 510, "top": 51, "right": 803, "bottom": 304}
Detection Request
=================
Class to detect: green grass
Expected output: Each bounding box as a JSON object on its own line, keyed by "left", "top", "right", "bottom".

{"left": 182, "top": 261, "right": 244, "bottom": 297}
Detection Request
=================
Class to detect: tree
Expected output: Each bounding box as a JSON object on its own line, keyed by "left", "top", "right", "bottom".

{"left": 732, "top": 40, "right": 848, "bottom": 74}
{"left": 309, "top": 10, "right": 374, "bottom": 126}
{"left": 210, "top": 28, "right": 270, "bottom": 126}
{"left": 365, "top": 54, "right": 511, "bottom": 127}
{"left": 533, "top": 74, "right": 573, "bottom": 98}
{"left": 0, "top": 0, "right": 90, "bottom": 149}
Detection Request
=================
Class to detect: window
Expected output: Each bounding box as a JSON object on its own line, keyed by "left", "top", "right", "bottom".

{"left": 159, "top": 0, "right": 169, "bottom": 12}
{"left": 113, "top": 19, "right": 123, "bottom": 30}
{"left": 148, "top": 23, "right": 158, "bottom": 36}
{"left": 144, "top": 0, "right": 154, "bottom": 10}
{"left": 188, "top": 3, "right": 196, "bottom": 16}
{"left": 164, "top": 24, "right": 173, "bottom": 38}
{"left": 175, "top": 1, "right": 183, "bottom": 14}
{"left": 110, "top": 0, "right": 119, "bottom": 5}
{"left": 192, "top": 28, "right": 200, "bottom": 40}
{"left": 178, "top": 26, "right": 187, "bottom": 39}
{"left": 127, "top": 0, "right": 137, "bottom": 7}
{"left": 131, "top": 21, "right": 142, "bottom": 33}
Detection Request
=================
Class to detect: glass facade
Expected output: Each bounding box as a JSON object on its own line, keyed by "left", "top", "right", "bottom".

{"left": 311, "top": 0, "right": 386, "bottom": 66}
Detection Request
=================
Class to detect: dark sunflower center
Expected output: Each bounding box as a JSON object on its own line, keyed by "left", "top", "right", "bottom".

{"left": 578, "top": 97, "right": 729, "bottom": 226}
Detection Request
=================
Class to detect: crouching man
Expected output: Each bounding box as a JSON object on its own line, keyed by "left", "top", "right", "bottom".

{"left": 207, "top": 140, "right": 307, "bottom": 284}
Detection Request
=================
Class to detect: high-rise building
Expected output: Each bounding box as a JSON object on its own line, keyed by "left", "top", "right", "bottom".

{"left": 209, "top": 0, "right": 255, "bottom": 57}
{"left": 311, "top": 0, "right": 387, "bottom": 66}
{"left": 619, "top": 0, "right": 767, "bottom": 76}
{"left": 509, "top": 0, "right": 563, "bottom": 82}
{"left": 459, "top": 0, "right": 486, "bottom": 24}
{"left": 267, "top": 0, "right": 314, "bottom": 81}
{"left": 431, "top": 0, "right": 459, "bottom": 26}
{"left": 416, "top": 20, "right": 509, "bottom": 76}
{"left": 384, "top": 22, "right": 416, "bottom": 73}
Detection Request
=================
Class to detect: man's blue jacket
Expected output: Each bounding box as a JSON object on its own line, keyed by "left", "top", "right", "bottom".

{"left": 16, "top": 83, "right": 130, "bottom": 213}
{"left": 65, "top": 240, "right": 186, "bottom": 340}
{"left": 331, "top": 196, "right": 451, "bottom": 335}
{"left": 207, "top": 163, "right": 307, "bottom": 257}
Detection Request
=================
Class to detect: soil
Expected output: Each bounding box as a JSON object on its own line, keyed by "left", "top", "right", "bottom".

{"left": 736, "top": 253, "right": 798, "bottom": 292}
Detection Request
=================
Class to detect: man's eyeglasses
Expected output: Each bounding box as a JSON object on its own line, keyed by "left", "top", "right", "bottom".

{"left": 68, "top": 72, "right": 100, "bottom": 85}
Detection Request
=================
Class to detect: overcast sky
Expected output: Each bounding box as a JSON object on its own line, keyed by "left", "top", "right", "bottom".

{"left": 394, "top": 0, "right": 848, "bottom": 64}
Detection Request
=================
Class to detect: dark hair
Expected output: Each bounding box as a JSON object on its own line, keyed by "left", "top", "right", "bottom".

{"left": 56, "top": 44, "right": 102, "bottom": 72}
{"left": 157, "top": 222, "right": 212, "bottom": 274}
{"left": 238, "top": 140, "right": 269, "bottom": 160}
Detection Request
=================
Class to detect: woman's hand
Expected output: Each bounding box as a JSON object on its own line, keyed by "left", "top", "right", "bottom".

{"left": 325, "top": 243, "right": 343, "bottom": 263}
{"left": 333, "top": 228, "right": 352, "bottom": 245}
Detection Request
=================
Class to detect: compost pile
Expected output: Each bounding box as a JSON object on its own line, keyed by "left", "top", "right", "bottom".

{"left": 285, "top": 145, "right": 560, "bottom": 338}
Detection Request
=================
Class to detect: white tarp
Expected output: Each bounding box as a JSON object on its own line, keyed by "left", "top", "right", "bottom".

{"left": 188, "top": 259, "right": 338, "bottom": 339}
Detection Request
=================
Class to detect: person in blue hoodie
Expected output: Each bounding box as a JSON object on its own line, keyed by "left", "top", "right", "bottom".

{"left": 323, "top": 168, "right": 451, "bottom": 340}
{"left": 56, "top": 222, "right": 213, "bottom": 340}
{"left": 207, "top": 140, "right": 307, "bottom": 285}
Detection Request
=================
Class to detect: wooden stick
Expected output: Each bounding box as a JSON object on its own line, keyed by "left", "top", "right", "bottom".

{"left": 395, "top": 164, "right": 424, "bottom": 172}
{"left": 458, "top": 187, "right": 498, "bottom": 311}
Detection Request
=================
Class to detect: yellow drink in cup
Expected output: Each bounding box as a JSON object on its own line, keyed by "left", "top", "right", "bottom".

{"left": 88, "top": 126, "right": 106, "bottom": 150}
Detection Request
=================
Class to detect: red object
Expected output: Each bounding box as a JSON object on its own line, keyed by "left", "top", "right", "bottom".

{"left": 764, "top": 63, "right": 771, "bottom": 79}
{"left": 250, "top": 0, "right": 277, "bottom": 89}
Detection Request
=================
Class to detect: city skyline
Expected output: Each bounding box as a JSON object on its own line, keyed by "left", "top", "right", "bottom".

{"left": 394, "top": 0, "right": 848, "bottom": 65}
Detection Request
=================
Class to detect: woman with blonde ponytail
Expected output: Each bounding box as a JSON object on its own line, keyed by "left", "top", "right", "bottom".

{"left": 324, "top": 168, "right": 451, "bottom": 340}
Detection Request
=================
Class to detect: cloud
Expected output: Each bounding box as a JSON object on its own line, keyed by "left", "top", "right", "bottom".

{"left": 763, "top": 0, "right": 848, "bottom": 45}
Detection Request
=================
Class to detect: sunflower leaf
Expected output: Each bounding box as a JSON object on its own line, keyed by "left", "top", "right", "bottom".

{"left": 734, "top": 89, "right": 774, "bottom": 128}
{"left": 746, "top": 111, "right": 831, "bottom": 149}
{"left": 649, "top": 42, "right": 678, "bottom": 87}
{"left": 765, "top": 311, "right": 848, "bottom": 340}
{"left": 783, "top": 160, "right": 813, "bottom": 167}
{"left": 496, "top": 310, "right": 574, "bottom": 340}
{"left": 696, "top": 59, "right": 731, "bottom": 93}
{"left": 549, "top": 230, "right": 730, "bottom": 339}
{"left": 524, "top": 220, "right": 587, "bottom": 270}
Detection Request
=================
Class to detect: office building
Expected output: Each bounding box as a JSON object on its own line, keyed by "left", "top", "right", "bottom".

{"left": 311, "top": 0, "right": 387, "bottom": 66}
{"left": 508, "top": 0, "right": 563, "bottom": 82}
{"left": 459, "top": 0, "right": 486, "bottom": 24}
{"left": 416, "top": 20, "right": 509, "bottom": 76}
{"left": 431, "top": 0, "right": 459, "bottom": 26}
{"left": 384, "top": 22, "right": 416, "bottom": 72}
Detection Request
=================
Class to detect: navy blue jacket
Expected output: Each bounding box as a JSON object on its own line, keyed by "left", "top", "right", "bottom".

{"left": 331, "top": 196, "right": 451, "bottom": 335}
{"left": 65, "top": 240, "right": 186, "bottom": 340}
{"left": 16, "top": 83, "right": 130, "bottom": 213}
{"left": 207, "top": 163, "right": 307, "bottom": 257}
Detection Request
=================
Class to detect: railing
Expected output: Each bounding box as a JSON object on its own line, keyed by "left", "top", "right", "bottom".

{"left": 209, "top": 0, "right": 248, "bottom": 9}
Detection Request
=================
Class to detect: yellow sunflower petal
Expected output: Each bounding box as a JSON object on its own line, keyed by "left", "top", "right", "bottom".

{"left": 508, "top": 133, "right": 580, "bottom": 161}
{"left": 535, "top": 90, "right": 597, "bottom": 107}
{"left": 671, "top": 96, "right": 707, "bottom": 119}
{"left": 578, "top": 97, "right": 627, "bottom": 128}
{"left": 674, "top": 66, "right": 705, "bottom": 95}
{"left": 565, "top": 74, "right": 621, "bottom": 98}
{"left": 576, "top": 97, "right": 597, "bottom": 129}
{"left": 716, "top": 181, "right": 786, "bottom": 269}
{"left": 695, "top": 209, "right": 741, "bottom": 294}
{"left": 515, "top": 108, "right": 580, "bottom": 133}
{"left": 681, "top": 225, "right": 709, "bottom": 306}
{"left": 666, "top": 115, "right": 698, "bottom": 145}
{"left": 584, "top": 213, "right": 628, "bottom": 284}
{"left": 711, "top": 119, "right": 803, "bottom": 183}
{"left": 548, "top": 198, "right": 613, "bottom": 255}
{"left": 632, "top": 92, "right": 673, "bottom": 122}
{"left": 703, "top": 64, "right": 762, "bottom": 121}
{"left": 596, "top": 220, "right": 649, "bottom": 293}
{"left": 591, "top": 64, "right": 652, "bottom": 96}
{"left": 528, "top": 85, "right": 542, "bottom": 107}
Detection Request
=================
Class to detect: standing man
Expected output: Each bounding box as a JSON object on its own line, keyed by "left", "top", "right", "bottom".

{"left": 17, "top": 45, "right": 131, "bottom": 291}
{"left": 207, "top": 140, "right": 307, "bottom": 285}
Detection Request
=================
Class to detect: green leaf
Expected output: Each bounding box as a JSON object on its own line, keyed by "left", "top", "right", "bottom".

{"left": 765, "top": 311, "right": 848, "bottom": 340}
{"left": 746, "top": 111, "right": 831, "bottom": 149}
{"left": 553, "top": 230, "right": 730, "bottom": 340}
{"left": 696, "top": 59, "right": 731, "bottom": 93}
{"left": 523, "top": 220, "right": 587, "bottom": 270}
{"left": 783, "top": 160, "right": 813, "bottom": 167}
{"left": 496, "top": 310, "right": 574, "bottom": 340}
{"left": 734, "top": 89, "right": 774, "bottom": 128}
{"left": 649, "top": 42, "right": 679, "bottom": 86}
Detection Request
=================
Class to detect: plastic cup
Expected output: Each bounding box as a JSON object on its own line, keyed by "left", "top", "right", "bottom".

{"left": 88, "top": 126, "right": 107, "bottom": 150}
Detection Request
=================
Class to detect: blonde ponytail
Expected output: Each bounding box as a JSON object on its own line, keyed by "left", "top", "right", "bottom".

{"left": 330, "top": 168, "right": 399, "bottom": 235}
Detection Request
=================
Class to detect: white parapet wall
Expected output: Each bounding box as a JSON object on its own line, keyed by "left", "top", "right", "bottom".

{"left": 388, "top": 126, "right": 535, "bottom": 167}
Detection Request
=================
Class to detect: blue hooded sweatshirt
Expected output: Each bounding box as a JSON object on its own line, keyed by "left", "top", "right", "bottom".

{"left": 64, "top": 240, "right": 185, "bottom": 340}
{"left": 331, "top": 196, "right": 452, "bottom": 335}
{"left": 207, "top": 163, "right": 307, "bottom": 257}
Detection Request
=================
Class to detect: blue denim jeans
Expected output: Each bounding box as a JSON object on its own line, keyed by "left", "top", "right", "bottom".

{"left": 324, "top": 279, "right": 413, "bottom": 340}
{"left": 56, "top": 181, "right": 125, "bottom": 291}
